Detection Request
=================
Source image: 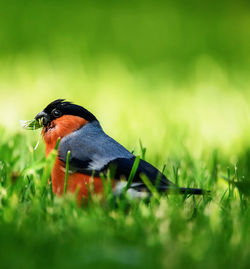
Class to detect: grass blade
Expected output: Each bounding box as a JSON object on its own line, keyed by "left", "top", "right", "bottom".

{"left": 139, "top": 139, "right": 146, "bottom": 160}
{"left": 140, "top": 174, "right": 160, "bottom": 200}
{"left": 64, "top": 150, "right": 71, "bottom": 194}
{"left": 123, "top": 156, "right": 140, "bottom": 193}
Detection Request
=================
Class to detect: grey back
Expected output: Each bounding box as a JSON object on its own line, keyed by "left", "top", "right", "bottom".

{"left": 59, "top": 121, "right": 134, "bottom": 172}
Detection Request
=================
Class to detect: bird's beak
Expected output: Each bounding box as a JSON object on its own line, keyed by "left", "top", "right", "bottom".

{"left": 35, "top": 111, "right": 51, "bottom": 126}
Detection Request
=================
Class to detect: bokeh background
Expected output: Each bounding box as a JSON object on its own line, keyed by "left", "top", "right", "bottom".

{"left": 1, "top": 2, "right": 250, "bottom": 269}
{"left": 1, "top": 0, "right": 250, "bottom": 161}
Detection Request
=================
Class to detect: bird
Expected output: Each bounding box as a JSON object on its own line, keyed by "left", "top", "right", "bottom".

{"left": 34, "top": 99, "right": 204, "bottom": 203}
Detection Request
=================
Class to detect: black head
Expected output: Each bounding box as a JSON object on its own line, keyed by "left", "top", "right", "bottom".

{"left": 35, "top": 99, "right": 97, "bottom": 126}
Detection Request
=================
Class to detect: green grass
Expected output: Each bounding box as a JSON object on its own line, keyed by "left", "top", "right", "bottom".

{"left": 1, "top": 125, "right": 250, "bottom": 269}
{"left": 1, "top": 59, "right": 250, "bottom": 268}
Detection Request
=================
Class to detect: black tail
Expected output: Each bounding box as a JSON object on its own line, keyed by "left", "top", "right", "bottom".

{"left": 178, "top": 187, "right": 207, "bottom": 195}
{"left": 158, "top": 186, "right": 209, "bottom": 195}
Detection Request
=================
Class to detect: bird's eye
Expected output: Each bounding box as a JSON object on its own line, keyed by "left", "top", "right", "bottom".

{"left": 52, "top": 109, "right": 62, "bottom": 118}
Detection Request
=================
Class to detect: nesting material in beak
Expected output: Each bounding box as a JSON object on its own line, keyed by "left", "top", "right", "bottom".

{"left": 20, "top": 118, "right": 43, "bottom": 130}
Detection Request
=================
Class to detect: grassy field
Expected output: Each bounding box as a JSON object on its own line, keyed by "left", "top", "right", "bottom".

{"left": 1, "top": 1, "right": 250, "bottom": 268}
{"left": 1, "top": 86, "right": 250, "bottom": 269}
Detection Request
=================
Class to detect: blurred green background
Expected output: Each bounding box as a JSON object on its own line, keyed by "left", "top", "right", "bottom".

{"left": 1, "top": 1, "right": 250, "bottom": 269}
{"left": 0, "top": 0, "right": 250, "bottom": 158}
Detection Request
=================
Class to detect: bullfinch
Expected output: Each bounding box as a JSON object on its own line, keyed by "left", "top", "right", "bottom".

{"left": 31, "top": 99, "right": 204, "bottom": 202}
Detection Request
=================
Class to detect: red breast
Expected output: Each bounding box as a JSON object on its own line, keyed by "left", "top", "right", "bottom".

{"left": 42, "top": 115, "right": 106, "bottom": 203}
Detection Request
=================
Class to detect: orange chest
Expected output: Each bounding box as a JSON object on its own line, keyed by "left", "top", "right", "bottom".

{"left": 42, "top": 115, "right": 117, "bottom": 203}
{"left": 51, "top": 158, "right": 105, "bottom": 200}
